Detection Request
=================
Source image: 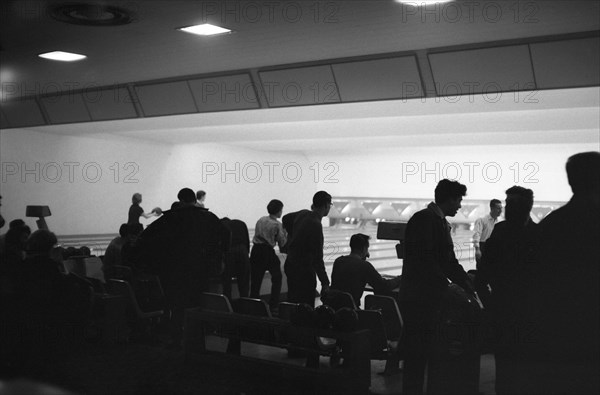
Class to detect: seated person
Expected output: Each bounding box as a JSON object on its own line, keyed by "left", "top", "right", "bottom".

{"left": 331, "top": 233, "right": 400, "bottom": 307}
{"left": 103, "top": 223, "right": 128, "bottom": 279}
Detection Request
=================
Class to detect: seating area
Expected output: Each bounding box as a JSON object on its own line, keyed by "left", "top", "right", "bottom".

{"left": 1, "top": 228, "right": 496, "bottom": 394}
{"left": 184, "top": 294, "right": 373, "bottom": 395}
{"left": 183, "top": 291, "right": 410, "bottom": 392}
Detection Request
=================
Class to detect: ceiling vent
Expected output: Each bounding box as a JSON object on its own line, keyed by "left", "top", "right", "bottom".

{"left": 50, "top": 3, "right": 135, "bottom": 26}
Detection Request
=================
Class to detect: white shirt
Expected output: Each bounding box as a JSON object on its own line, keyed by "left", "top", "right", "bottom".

{"left": 472, "top": 214, "right": 497, "bottom": 247}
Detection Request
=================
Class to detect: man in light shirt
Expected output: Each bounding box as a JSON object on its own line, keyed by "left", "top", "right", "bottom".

{"left": 473, "top": 199, "right": 503, "bottom": 265}
{"left": 250, "top": 199, "right": 287, "bottom": 310}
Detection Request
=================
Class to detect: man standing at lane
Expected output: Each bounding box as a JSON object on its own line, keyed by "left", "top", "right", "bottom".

{"left": 250, "top": 199, "right": 287, "bottom": 311}
{"left": 477, "top": 186, "right": 537, "bottom": 395}
{"left": 399, "top": 179, "right": 474, "bottom": 395}
{"left": 472, "top": 198, "right": 502, "bottom": 307}
{"left": 135, "top": 188, "right": 229, "bottom": 348}
{"left": 284, "top": 191, "right": 332, "bottom": 307}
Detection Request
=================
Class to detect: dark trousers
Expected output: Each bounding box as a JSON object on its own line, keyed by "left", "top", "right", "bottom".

{"left": 250, "top": 243, "right": 282, "bottom": 308}
{"left": 165, "top": 273, "right": 208, "bottom": 344}
{"left": 399, "top": 300, "right": 439, "bottom": 395}
{"left": 284, "top": 260, "right": 317, "bottom": 307}
{"left": 222, "top": 245, "right": 250, "bottom": 300}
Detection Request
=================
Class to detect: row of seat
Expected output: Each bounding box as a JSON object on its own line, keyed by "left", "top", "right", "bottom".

{"left": 197, "top": 292, "right": 404, "bottom": 375}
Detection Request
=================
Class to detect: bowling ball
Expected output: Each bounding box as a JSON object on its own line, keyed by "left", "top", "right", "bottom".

{"left": 291, "top": 303, "right": 315, "bottom": 327}
{"left": 333, "top": 307, "right": 359, "bottom": 332}
{"left": 314, "top": 304, "right": 336, "bottom": 330}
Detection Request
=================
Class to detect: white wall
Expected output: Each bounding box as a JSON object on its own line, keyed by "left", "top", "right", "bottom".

{"left": 0, "top": 129, "right": 172, "bottom": 234}
{"left": 0, "top": 129, "right": 317, "bottom": 235}
{"left": 158, "top": 143, "right": 316, "bottom": 225}
{"left": 2, "top": 126, "right": 597, "bottom": 236}
{"left": 307, "top": 143, "right": 599, "bottom": 203}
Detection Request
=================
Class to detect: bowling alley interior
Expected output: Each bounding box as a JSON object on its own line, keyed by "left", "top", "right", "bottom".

{"left": 1, "top": 1, "right": 599, "bottom": 394}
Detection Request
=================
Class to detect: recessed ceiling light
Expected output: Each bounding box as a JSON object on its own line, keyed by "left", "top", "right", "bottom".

{"left": 179, "top": 24, "right": 232, "bottom": 36}
{"left": 39, "top": 51, "right": 87, "bottom": 62}
{"left": 396, "top": 0, "right": 455, "bottom": 5}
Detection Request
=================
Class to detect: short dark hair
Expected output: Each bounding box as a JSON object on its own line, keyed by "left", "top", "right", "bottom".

{"left": 350, "top": 233, "right": 370, "bottom": 252}
{"left": 434, "top": 179, "right": 467, "bottom": 204}
{"left": 118, "top": 223, "right": 128, "bottom": 238}
{"left": 490, "top": 199, "right": 501, "bottom": 208}
{"left": 196, "top": 190, "right": 206, "bottom": 199}
{"left": 26, "top": 229, "right": 57, "bottom": 254}
{"left": 505, "top": 185, "right": 534, "bottom": 211}
{"left": 9, "top": 219, "right": 26, "bottom": 229}
{"left": 267, "top": 199, "right": 284, "bottom": 215}
{"left": 177, "top": 188, "right": 197, "bottom": 204}
{"left": 312, "top": 191, "right": 332, "bottom": 208}
{"left": 566, "top": 151, "right": 600, "bottom": 195}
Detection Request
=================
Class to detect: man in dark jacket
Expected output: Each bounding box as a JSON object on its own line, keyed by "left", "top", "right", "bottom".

{"left": 284, "top": 191, "right": 332, "bottom": 307}
{"left": 399, "top": 179, "right": 474, "bottom": 395}
{"left": 135, "top": 188, "right": 230, "bottom": 347}
{"left": 528, "top": 152, "right": 600, "bottom": 395}
{"left": 478, "top": 185, "right": 537, "bottom": 395}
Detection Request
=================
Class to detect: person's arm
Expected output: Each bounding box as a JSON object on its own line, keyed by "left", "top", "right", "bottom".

{"left": 441, "top": 230, "right": 474, "bottom": 294}
{"left": 405, "top": 213, "right": 449, "bottom": 284}
{"left": 365, "top": 262, "right": 400, "bottom": 295}
{"left": 275, "top": 222, "right": 287, "bottom": 251}
{"left": 311, "top": 222, "right": 330, "bottom": 290}
{"left": 472, "top": 218, "right": 483, "bottom": 260}
{"left": 140, "top": 207, "right": 162, "bottom": 219}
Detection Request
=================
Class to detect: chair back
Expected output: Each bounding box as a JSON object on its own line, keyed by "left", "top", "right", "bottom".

{"left": 321, "top": 289, "right": 357, "bottom": 311}
{"left": 83, "top": 256, "right": 105, "bottom": 283}
{"left": 199, "top": 292, "right": 233, "bottom": 313}
{"left": 63, "top": 258, "right": 86, "bottom": 277}
{"left": 356, "top": 309, "right": 389, "bottom": 354}
{"left": 112, "top": 265, "right": 133, "bottom": 282}
{"left": 108, "top": 279, "right": 163, "bottom": 319}
{"left": 364, "top": 294, "right": 403, "bottom": 341}
{"left": 277, "top": 302, "right": 298, "bottom": 321}
{"left": 236, "top": 297, "right": 272, "bottom": 318}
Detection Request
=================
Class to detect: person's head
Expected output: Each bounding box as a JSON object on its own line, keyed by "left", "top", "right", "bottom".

{"left": 5, "top": 224, "right": 32, "bottom": 250}
{"left": 177, "top": 188, "right": 197, "bottom": 206}
{"left": 196, "top": 190, "right": 206, "bottom": 202}
{"left": 311, "top": 191, "right": 332, "bottom": 217}
{"left": 79, "top": 246, "right": 91, "bottom": 256}
{"left": 26, "top": 229, "right": 58, "bottom": 256}
{"left": 132, "top": 193, "right": 142, "bottom": 204}
{"left": 566, "top": 152, "right": 600, "bottom": 202}
{"left": 504, "top": 186, "right": 534, "bottom": 225}
{"left": 267, "top": 199, "right": 284, "bottom": 218}
{"left": 434, "top": 179, "right": 467, "bottom": 217}
{"left": 118, "top": 223, "right": 128, "bottom": 238}
{"left": 349, "top": 233, "right": 370, "bottom": 260}
{"left": 489, "top": 199, "right": 503, "bottom": 219}
{"left": 9, "top": 219, "right": 26, "bottom": 230}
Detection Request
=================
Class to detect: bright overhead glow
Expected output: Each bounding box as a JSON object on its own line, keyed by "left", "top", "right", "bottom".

{"left": 38, "top": 51, "right": 87, "bottom": 62}
{"left": 396, "top": 0, "right": 455, "bottom": 5}
{"left": 179, "top": 24, "right": 231, "bottom": 36}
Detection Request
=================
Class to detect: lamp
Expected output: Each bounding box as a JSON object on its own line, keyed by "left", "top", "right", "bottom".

{"left": 26, "top": 205, "right": 52, "bottom": 230}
